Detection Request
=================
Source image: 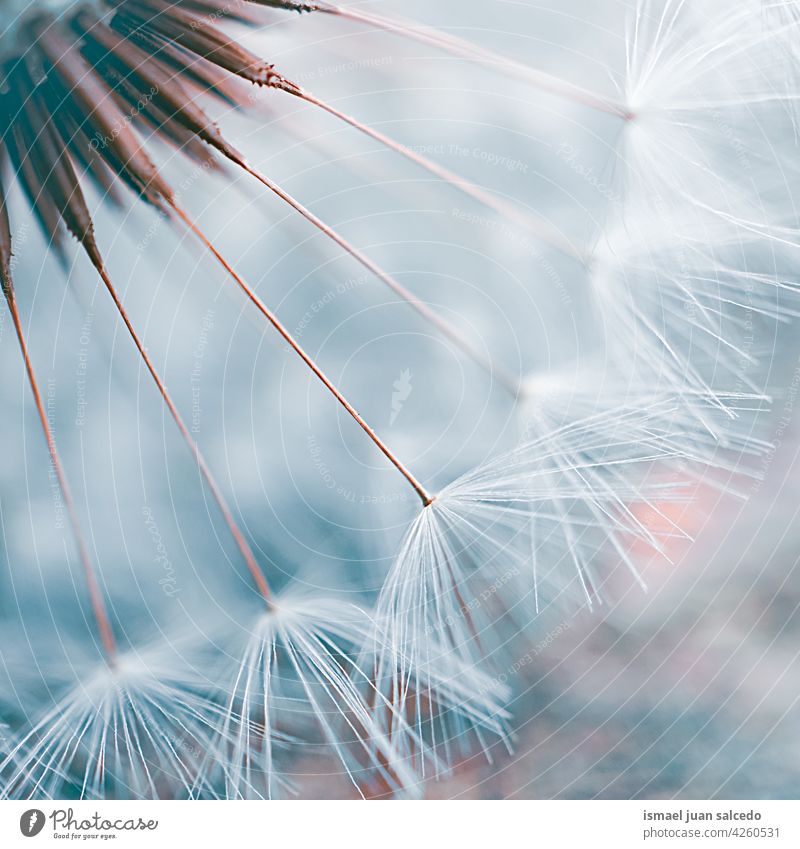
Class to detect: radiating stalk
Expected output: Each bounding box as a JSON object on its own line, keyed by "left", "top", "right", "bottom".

{"left": 168, "top": 200, "right": 436, "bottom": 508}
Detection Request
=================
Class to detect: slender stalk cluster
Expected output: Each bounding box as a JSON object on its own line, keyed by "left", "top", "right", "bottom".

{"left": 0, "top": 0, "right": 795, "bottom": 798}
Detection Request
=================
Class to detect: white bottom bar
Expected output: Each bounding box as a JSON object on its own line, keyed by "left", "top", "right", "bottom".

{"left": 2, "top": 800, "right": 798, "bottom": 848}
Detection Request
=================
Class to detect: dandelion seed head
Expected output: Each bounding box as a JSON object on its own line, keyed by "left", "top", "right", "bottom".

{"left": 0, "top": 643, "right": 228, "bottom": 800}
{"left": 213, "top": 591, "right": 423, "bottom": 799}
{"left": 617, "top": 0, "right": 794, "bottom": 213}
{"left": 372, "top": 407, "right": 696, "bottom": 762}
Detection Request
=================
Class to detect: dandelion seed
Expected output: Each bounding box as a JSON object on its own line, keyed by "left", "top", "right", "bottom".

{"left": 616, "top": 0, "right": 796, "bottom": 217}
{"left": 0, "top": 646, "right": 230, "bottom": 800}
{"left": 213, "top": 592, "right": 425, "bottom": 798}
{"left": 372, "top": 406, "right": 692, "bottom": 726}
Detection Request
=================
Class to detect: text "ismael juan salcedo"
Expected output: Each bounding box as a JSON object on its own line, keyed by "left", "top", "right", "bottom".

{"left": 643, "top": 809, "right": 763, "bottom": 823}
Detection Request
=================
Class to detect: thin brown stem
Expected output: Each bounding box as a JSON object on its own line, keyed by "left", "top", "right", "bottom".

{"left": 215, "top": 143, "right": 523, "bottom": 399}
{"left": 80, "top": 241, "right": 274, "bottom": 602}
{"left": 168, "top": 200, "right": 436, "bottom": 508}
{"left": 274, "top": 78, "right": 585, "bottom": 262}
{"left": 309, "top": 2, "right": 632, "bottom": 119}
{"left": 3, "top": 283, "right": 117, "bottom": 662}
